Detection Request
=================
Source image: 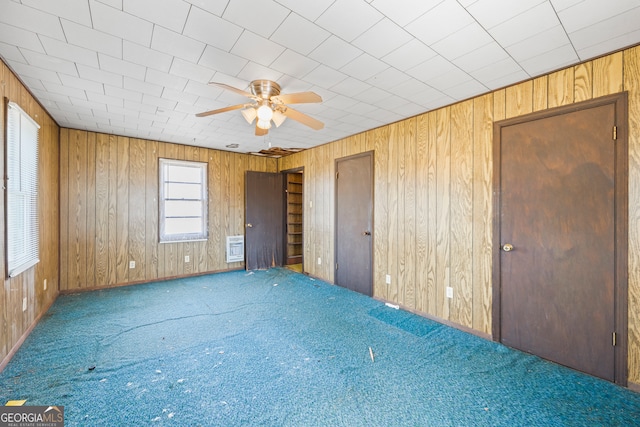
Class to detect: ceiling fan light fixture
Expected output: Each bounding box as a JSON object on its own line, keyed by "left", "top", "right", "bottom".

{"left": 256, "top": 103, "right": 274, "bottom": 122}
{"left": 241, "top": 107, "right": 257, "bottom": 124}
{"left": 272, "top": 110, "right": 287, "bottom": 127}
{"left": 257, "top": 118, "right": 272, "bottom": 130}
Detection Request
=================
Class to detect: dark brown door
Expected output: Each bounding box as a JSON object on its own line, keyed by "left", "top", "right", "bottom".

{"left": 494, "top": 95, "right": 627, "bottom": 383}
{"left": 335, "top": 152, "right": 373, "bottom": 296}
{"left": 245, "top": 171, "right": 284, "bottom": 270}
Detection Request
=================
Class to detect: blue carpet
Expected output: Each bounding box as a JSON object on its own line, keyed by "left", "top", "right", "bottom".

{"left": 1, "top": 268, "right": 639, "bottom": 426}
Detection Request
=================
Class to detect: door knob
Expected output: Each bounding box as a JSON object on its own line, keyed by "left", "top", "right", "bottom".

{"left": 502, "top": 243, "right": 514, "bottom": 252}
{"left": 362, "top": 231, "right": 371, "bottom": 236}
{"left": 246, "top": 223, "right": 253, "bottom": 228}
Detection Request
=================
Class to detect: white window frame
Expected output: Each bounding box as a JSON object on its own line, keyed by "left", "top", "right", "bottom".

{"left": 5, "top": 100, "right": 40, "bottom": 278}
{"left": 159, "top": 158, "right": 208, "bottom": 242}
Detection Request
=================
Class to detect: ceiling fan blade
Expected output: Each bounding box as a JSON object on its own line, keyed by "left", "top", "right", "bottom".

{"left": 255, "top": 123, "right": 269, "bottom": 136}
{"left": 208, "top": 82, "right": 257, "bottom": 99}
{"left": 281, "top": 107, "right": 324, "bottom": 130}
{"left": 271, "top": 91, "right": 322, "bottom": 105}
{"left": 196, "top": 104, "right": 246, "bottom": 118}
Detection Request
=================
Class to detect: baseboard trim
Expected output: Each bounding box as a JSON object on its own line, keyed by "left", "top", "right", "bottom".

{"left": 0, "top": 295, "right": 58, "bottom": 374}
{"left": 58, "top": 267, "right": 244, "bottom": 295}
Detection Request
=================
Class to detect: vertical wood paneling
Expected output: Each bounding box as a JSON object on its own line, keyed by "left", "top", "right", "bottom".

{"left": 404, "top": 118, "right": 417, "bottom": 309}
{"left": 548, "top": 68, "right": 575, "bottom": 108}
{"left": 574, "top": 62, "right": 593, "bottom": 102}
{"left": 128, "top": 139, "right": 146, "bottom": 282}
{"left": 450, "top": 100, "right": 474, "bottom": 327}
{"left": 505, "top": 80, "right": 533, "bottom": 119}
{"left": 116, "top": 136, "right": 130, "bottom": 283}
{"left": 396, "top": 123, "right": 407, "bottom": 305}
{"left": 373, "top": 127, "right": 389, "bottom": 300}
{"left": 415, "top": 115, "right": 429, "bottom": 312}
{"left": 625, "top": 46, "right": 640, "bottom": 384}
{"left": 594, "top": 51, "right": 623, "bottom": 97}
{"left": 208, "top": 149, "right": 222, "bottom": 270}
{"left": 107, "top": 136, "right": 118, "bottom": 285}
{"left": 1, "top": 60, "right": 60, "bottom": 369}
{"left": 436, "top": 107, "right": 451, "bottom": 319}
{"left": 94, "top": 134, "right": 110, "bottom": 286}
{"left": 85, "top": 133, "right": 97, "bottom": 288}
{"left": 426, "top": 112, "right": 438, "bottom": 315}
{"left": 387, "top": 123, "right": 399, "bottom": 302}
{"left": 472, "top": 94, "right": 494, "bottom": 334}
{"left": 70, "top": 130, "right": 88, "bottom": 288}
{"left": 145, "top": 141, "right": 159, "bottom": 280}
{"left": 59, "top": 129, "right": 69, "bottom": 290}
{"left": 533, "top": 76, "right": 548, "bottom": 112}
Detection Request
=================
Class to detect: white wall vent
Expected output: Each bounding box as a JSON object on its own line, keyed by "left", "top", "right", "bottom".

{"left": 226, "top": 235, "right": 245, "bottom": 263}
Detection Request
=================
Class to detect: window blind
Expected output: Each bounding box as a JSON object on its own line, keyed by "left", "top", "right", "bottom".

{"left": 6, "top": 101, "right": 40, "bottom": 277}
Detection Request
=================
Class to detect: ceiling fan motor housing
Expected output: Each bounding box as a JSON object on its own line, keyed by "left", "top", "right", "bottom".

{"left": 250, "top": 80, "right": 281, "bottom": 100}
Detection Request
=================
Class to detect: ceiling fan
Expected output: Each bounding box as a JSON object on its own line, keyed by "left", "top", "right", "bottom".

{"left": 196, "top": 80, "right": 324, "bottom": 136}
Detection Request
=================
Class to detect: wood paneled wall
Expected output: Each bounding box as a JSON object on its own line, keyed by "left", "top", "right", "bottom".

{"left": 0, "top": 61, "right": 60, "bottom": 369}
{"left": 279, "top": 46, "right": 640, "bottom": 384}
{"left": 59, "top": 131, "right": 277, "bottom": 291}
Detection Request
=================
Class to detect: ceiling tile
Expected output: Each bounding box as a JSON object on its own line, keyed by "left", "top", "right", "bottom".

{"left": 231, "top": 31, "right": 286, "bottom": 67}
{"left": 468, "top": 56, "right": 525, "bottom": 85}
{"left": 406, "top": 1, "right": 474, "bottom": 45}
{"left": 558, "top": 0, "right": 639, "bottom": 33}
{"left": 145, "top": 68, "right": 188, "bottom": 91}
{"left": 340, "top": 53, "right": 389, "bottom": 81}
{"left": 123, "top": 41, "right": 173, "bottom": 73}
{"left": 123, "top": 76, "right": 164, "bottom": 97}
{"left": 431, "top": 22, "right": 494, "bottom": 61}
{"left": 452, "top": 41, "right": 509, "bottom": 73}
{"left": 370, "top": 0, "right": 442, "bottom": 26}
{"left": 236, "top": 61, "right": 284, "bottom": 82}
{"left": 489, "top": 1, "right": 560, "bottom": 48}
{"left": 0, "top": 0, "right": 65, "bottom": 40}
{"left": 198, "top": 45, "right": 248, "bottom": 76}
{"left": 150, "top": 26, "right": 206, "bottom": 64}
{"left": 309, "top": 36, "right": 363, "bottom": 70}
{"left": 39, "top": 35, "right": 97, "bottom": 66}
{"left": 182, "top": 6, "right": 244, "bottom": 52}
{"left": 352, "top": 18, "right": 413, "bottom": 59}
{"left": 123, "top": 0, "right": 191, "bottom": 33}
{"left": 104, "top": 85, "right": 143, "bottom": 102}
{"left": 465, "top": 0, "right": 546, "bottom": 29}
{"left": 169, "top": 58, "right": 214, "bottom": 83}
{"left": 42, "top": 79, "right": 88, "bottom": 99}
{"left": 331, "top": 77, "right": 372, "bottom": 98}
{"left": 505, "top": 25, "right": 574, "bottom": 63}
{"left": 567, "top": 6, "right": 640, "bottom": 55}
{"left": 574, "top": 27, "right": 640, "bottom": 61}
{"left": 367, "top": 67, "right": 412, "bottom": 92}
{"left": 90, "top": 0, "right": 153, "bottom": 46}
{"left": 98, "top": 53, "right": 145, "bottom": 80}
{"left": 270, "top": 49, "right": 320, "bottom": 80}
{"left": 0, "top": 42, "right": 26, "bottom": 62}
{"left": 269, "top": 13, "right": 330, "bottom": 56}
{"left": 302, "top": 64, "right": 348, "bottom": 89}
{"left": 315, "top": 0, "right": 384, "bottom": 42}
{"left": 22, "top": 0, "right": 92, "bottom": 26}
{"left": 184, "top": 0, "right": 228, "bottom": 16}
{"left": 8, "top": 62, "right": 60, "bottom": 84}
{"left": 406, "top": 54, "right": 457, "bottom": 83}
{"left": 273, "top": 0, "right": 333, "bottom": 21}
{"left": 382, "top": 39, "right": 437, "bottom": 72}
{"left": 61, "top": 19, "right": 122, "bottom": 58}
{"left": 95, "top": 0, "right": 123, "bottom": 9}
{"left": 519, "top": 43, "right": 579, "bottom": 75}
{"left": 78, "top": 64, "right": 123, "bottom": 87}
{"left": 0, "top": 23, "right": 45, "bottom": 53}
{"left": 21, "top": 49, "right": 78, "bottom": 75}
{"left": 222, "top": 0, "right": 290, "bottom": 38}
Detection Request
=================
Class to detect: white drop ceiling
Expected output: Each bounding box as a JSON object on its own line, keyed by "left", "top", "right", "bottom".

{"left": 1, "top": 0, "right": 639, "bottom": 154}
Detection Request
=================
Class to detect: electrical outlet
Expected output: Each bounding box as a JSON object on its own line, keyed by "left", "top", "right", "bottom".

{"left": 446, "top": 287, "right": 454, "bottom": 299}
{"left": 22, "top": 297, "right": 27, "bottom": 312}
{"left": 317, "top": 257, "right": 322, "bottom": 265}
{"left": 385, "top": 274, "right": 391, "bottom": 285}
{"left": 129, "top": 260, "right": 135, "bottom": 269}
{"left": 185, "top": 255, "right": 190, "bottom": 263}
{"left": 44, "top": 279, "right": 47, "bottom": 291}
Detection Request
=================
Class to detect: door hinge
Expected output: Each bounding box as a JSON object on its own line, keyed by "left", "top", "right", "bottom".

{"left": 336, "top": 172, "right": 339, "bottom": 180}
{"left": 612, "top": 332, "right": 617, "bottom": 346}
{"left": 613, "top": 126, "right": 617, "bottom": 140}
{"left": 335, "top": 262, "right": 338, "bottom": 270}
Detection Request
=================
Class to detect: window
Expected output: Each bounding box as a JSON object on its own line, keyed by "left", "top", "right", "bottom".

{"left": 159, "top": 158, "right": 208, "bottom": 242}
{"left": 6, "top": 100, "right": 40, "bottom": 277}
